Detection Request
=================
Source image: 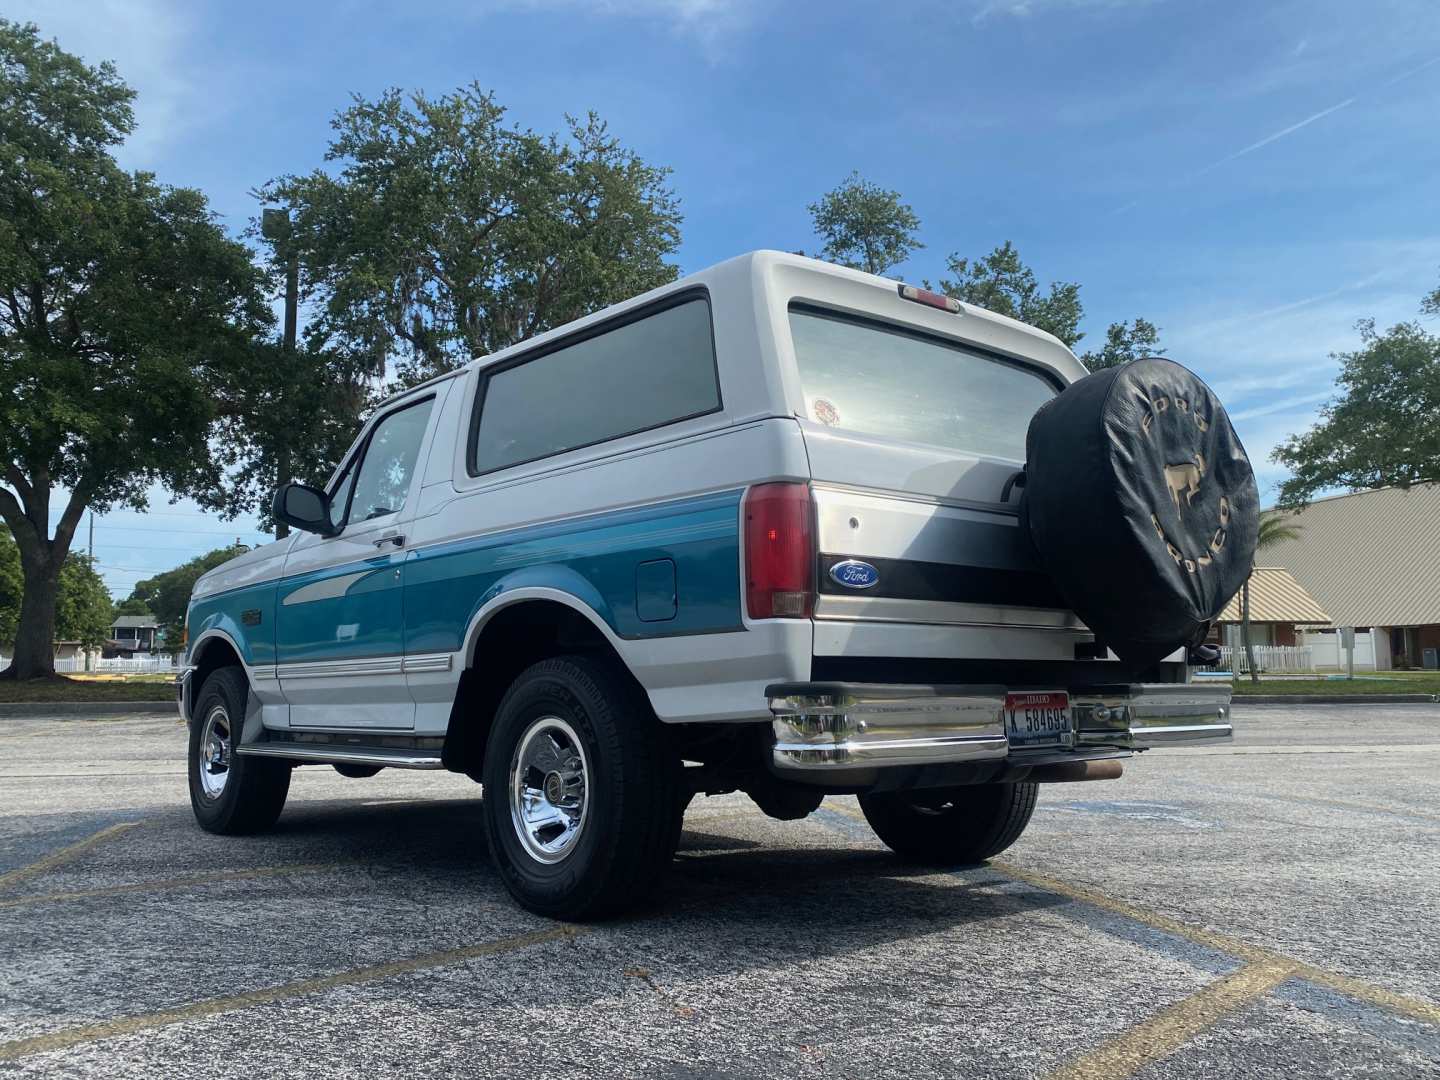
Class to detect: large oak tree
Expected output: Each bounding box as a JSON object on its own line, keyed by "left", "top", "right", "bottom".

{"left": 0, "top": 21, "right": 272, "bottom": 678}
{"left": 259, "top": 85, "right": 684, "bottom": 388}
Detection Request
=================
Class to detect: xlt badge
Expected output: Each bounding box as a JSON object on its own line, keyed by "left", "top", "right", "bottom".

{"left": 828, "top": 560, "right": 880, "bottom": 590}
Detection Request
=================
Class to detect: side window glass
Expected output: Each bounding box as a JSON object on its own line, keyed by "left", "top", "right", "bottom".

{"left": 342, "top": 398, "right": 435, "bottom": 528}
{"left": 470, "top": 297, "right": 719, "bottom": 474}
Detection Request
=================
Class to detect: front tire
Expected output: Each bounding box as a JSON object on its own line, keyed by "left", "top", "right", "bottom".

{"left": 858, "top": 782, "right": 1038, "bottom": 866}
{"left": 188, "top": 667, "right": 291, "bottom": 835}
{"left": 481, "top": 655, "right": 682, "bottom": 920}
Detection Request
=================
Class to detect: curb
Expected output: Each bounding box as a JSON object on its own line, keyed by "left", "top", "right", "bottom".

{"left": 1234, "top": 694, "right": 1438, "bottom": 705}
{"left": 0, "top": 701, "right": 175, "bottom": 718}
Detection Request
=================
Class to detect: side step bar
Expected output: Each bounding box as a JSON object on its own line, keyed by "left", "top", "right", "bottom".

{"left": 236, "top": 736, "right": 445, "bottom": 770}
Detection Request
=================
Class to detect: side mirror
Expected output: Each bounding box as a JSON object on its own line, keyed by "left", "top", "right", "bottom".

{"left": 272, "top": 482, "right": 337, "bottom": 538}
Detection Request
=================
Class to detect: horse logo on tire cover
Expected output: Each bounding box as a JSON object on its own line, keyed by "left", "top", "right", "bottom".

{"left": 1164, "top": 452, "right": 1206, "bottom": 512}
{"left": 1144, "top": 393, "right": 1230, "bottom": 575}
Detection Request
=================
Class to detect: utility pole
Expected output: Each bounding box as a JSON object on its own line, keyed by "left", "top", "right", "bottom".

{"left": 88, "top": 512, "right": 94, "bottom": 560}
{"left": 261, "top": 207, "right": 299, "bottom": 540}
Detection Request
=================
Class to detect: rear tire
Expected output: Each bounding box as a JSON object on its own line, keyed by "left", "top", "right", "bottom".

{"left": 481, "top": 655, "right": 683, "bottom": 920}
{"left": 188, "top": 666, "right": 290, "bottom": 835}
{"left": 858, "top": 782, "right": 1038, "bottom": 866}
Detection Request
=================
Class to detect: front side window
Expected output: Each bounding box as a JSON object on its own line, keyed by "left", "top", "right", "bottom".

{"left": 342, "top": 397, "right": 434, "bottom": 526}
{"left": 471, "top": 296, "right": 719, "bottom": 474}
{"left": 789, "top": 307, "right": 1058, "bottom": 462}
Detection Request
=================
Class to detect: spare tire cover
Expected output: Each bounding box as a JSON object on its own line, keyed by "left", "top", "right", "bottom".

{"left": 1023, "top": 357, "right": 1259, "bottom": 666}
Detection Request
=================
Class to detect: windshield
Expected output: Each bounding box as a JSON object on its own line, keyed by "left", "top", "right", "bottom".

{"left": 789, "top": 307, "right": 1058, "bottom": 461}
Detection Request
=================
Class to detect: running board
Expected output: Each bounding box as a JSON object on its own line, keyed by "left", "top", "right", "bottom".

{"left": 235, "top": 744, "right": 444, "bottom": 770}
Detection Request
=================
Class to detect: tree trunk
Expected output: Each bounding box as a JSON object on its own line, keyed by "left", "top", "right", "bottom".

{"left": 1241, "top": 575, "right": 1259, "bottom": 685}
{"left": 1, "top": 477, "right": 87, "bottom": 682}
{"left": 3, "top": 555, "right": 60, "bottom": 680}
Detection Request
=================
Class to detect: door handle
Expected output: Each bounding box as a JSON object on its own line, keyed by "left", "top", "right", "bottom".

{"left": 373, "top": 533, "right": 405, "bottom": 548}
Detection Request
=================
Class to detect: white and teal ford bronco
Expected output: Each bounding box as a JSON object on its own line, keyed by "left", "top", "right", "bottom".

{"left": 180, "top": 251, "right": 1257, "bottom": 918}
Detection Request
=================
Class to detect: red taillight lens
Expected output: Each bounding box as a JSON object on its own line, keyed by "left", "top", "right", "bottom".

{"left": 744, "top": 482, "right": 814, "bottom": 619}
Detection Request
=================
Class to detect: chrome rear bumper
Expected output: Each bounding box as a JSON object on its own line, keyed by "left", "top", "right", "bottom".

{"left": 766, "top": 681, "right": 1231, "bottom": 771}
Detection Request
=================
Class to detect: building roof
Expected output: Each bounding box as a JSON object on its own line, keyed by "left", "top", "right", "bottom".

{"left": 110, "top": 615, "right": 157, "bottom": 629}
{"left": 1262, "top": 482, "right": 1440, "bottom": 628}
{"left": 1217, "top": 567, "right": 1330, "bottom": 625}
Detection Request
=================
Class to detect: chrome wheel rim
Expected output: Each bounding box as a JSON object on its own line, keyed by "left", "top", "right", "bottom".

{"left": 197, "top": 704, "right": 233, "bottom": 800}
{"left": 508, "top": 716, "right": 590, "bottom": 865}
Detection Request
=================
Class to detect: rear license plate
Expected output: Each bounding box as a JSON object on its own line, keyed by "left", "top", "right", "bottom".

{"left": 1005, "top": 691, "right": 1073, "bottom": 748}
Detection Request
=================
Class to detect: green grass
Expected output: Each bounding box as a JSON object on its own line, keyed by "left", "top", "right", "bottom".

{"left": 1229, "top": 673, "right": 1440, "bottom": 696}
{"left": 0, "top": 675, "right": 175, "bottom": 703}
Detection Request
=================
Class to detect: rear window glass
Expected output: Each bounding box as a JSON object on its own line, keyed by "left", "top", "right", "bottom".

{"left": 789, "top": 307, "right": 1058, "bottom": 461}
{"left": 471, "top": 297, "right": 719, "bottom": 474}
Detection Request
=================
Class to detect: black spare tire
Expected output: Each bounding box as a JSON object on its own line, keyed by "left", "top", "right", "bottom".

{"left": 1023, "top": 357, "right": 1259, "bottom": 666}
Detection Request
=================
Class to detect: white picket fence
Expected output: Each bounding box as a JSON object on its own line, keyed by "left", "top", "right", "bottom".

{"left": 1213, "top": 644, "right": 1315, "bottom": 673}
{"left": 2, "top": 653, "right": 182, "bottom": 675}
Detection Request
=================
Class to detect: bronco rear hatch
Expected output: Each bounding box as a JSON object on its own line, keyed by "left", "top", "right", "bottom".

{"left": 784, "top": 301, "right": 1131, "bottom": 677}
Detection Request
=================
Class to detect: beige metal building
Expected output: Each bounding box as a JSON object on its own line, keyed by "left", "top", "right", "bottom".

{"left": 1214, "top": 566, "right": 1330, "bottom": 647}
{"left": 1262, "top": 482, "right": 1440, "bottom": 669}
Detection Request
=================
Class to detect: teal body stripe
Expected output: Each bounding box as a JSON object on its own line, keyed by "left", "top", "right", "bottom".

{"left": 189, "top": 489, "right": 745, "bottom": 666}
{"left": 404, "top": 488, "right": 744, "bottom": 654}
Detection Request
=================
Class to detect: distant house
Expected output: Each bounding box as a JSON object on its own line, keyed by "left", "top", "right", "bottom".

{"left": 1263, "top": 483, "right": 1440, "bottom": 670}
{"left": 1212, "top": 566, "right": 1331, "bottom": 648}
{"left": 106, "top": 615, "right": 160, "bottom": 657}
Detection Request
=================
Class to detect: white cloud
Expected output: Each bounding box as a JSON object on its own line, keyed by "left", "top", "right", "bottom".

{"left": 1156, "top": 241, "right": 1439, "bottom": 502}
{"left": 477, "top": 0, "right": 760, "bottom": 55}
{"left": 968, "top": 0, "right": 1159, "bottom": 24}
{"left": 7, "top": 0, "right": 202, "bottom": 165}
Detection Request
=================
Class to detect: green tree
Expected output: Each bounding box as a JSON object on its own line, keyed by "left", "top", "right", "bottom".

{"left": 54, "top": 553, "right": 111, "bottom": 648}
{"left": 205, "top": 338, "right": 375, "bottom": 533}
{"left": 129, "top": 545, "right": 249, "bottom": 646}
{"left": 0, "top": 528, "right": 21, "bottom": 647}
{"left": 1239, "top": 512, "right": 1304, "bottom": 684}
{"left": 1080, "top": 317, "right": 1165, "bottom": 371}
{"left": 112, "top": 596, "right": 151, "bottom": 617}
{"left": 1, "top": 529, "right": 110, "bottom": 649}
{"left": 808, "top": 172, "right": 923, "bottom": 276}
{"left": 260, "top": 85, "right": 683, "bottom": 387}
{"left": 1272, "top": 319, "right": 1440, "bottom": 509}
{"left": 938, "top": 242, "right": 1085, "bottom": 347}
{"left": 0, "top": 21, "right": 272, "bottom": 679}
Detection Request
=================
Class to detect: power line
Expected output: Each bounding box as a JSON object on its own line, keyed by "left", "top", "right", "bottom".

{"left": 92, "top": 524, "right": 270, "bottom": 536}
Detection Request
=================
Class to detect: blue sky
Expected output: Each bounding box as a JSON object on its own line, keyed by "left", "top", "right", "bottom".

{"left": 12, "top": 0, "right": 1440, "bottom": 597}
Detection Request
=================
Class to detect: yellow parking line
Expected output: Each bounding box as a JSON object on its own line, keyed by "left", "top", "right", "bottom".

{"left": 0, "top": 822, "right": 141, "bottom": 892}
{"left": 996, "top": 861, "right": 1440, "bottom": 1027}
{"left": 823, "top": 800, "right": 1440, "bottom": 1028}
{"left": 0, "top": 862, "right": 349, "bottom": 911}
{"left": 1044, "top": 958, "right": 1298, "bottom": 1080}
{"left": 992, "top": 861, "right": 1273, "bottom": 964}
{"left": 0, "top": 924, "right": 584, "bottom": 1061}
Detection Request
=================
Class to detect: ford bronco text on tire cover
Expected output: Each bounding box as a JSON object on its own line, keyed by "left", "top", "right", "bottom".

{"left": 179, "top": 252, "right": 1258, "bottom": 919}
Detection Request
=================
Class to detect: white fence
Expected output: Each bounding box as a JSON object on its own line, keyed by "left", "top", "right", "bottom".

{"left": 1214, "top": 644, "right": 1315, "bottom": 673}
{"left": 1299, "top": 630, "right": 1377, "bottom": 671}
{"left": 2, "top": 654, "right": 183, "bottom": 675}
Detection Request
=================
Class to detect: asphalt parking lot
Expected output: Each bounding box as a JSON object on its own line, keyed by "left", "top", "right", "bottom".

{"left": 2, "top": 704, "right": 1438, "bottom": 1078}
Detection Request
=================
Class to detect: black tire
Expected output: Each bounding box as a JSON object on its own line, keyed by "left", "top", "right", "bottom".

{"left": 188, "top": 666, "right": 291, "bottom": 835}
{"left": 858, "top": 782, "right": 1038, "bottom": 866}
{"left": 481, "top": 655, "right": 683, "bottom": 920}
{"left": 1024, "top": 358, "right": 1259, "bottom": 665}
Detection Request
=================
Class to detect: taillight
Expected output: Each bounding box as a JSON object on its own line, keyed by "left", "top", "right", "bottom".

{"left": 743, "top": 482, "right": 815, "bottom": 619}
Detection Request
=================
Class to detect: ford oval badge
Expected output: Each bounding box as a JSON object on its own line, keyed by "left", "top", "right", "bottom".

{"left": 829, "top": 559, "right": 880, "bottom": 590}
